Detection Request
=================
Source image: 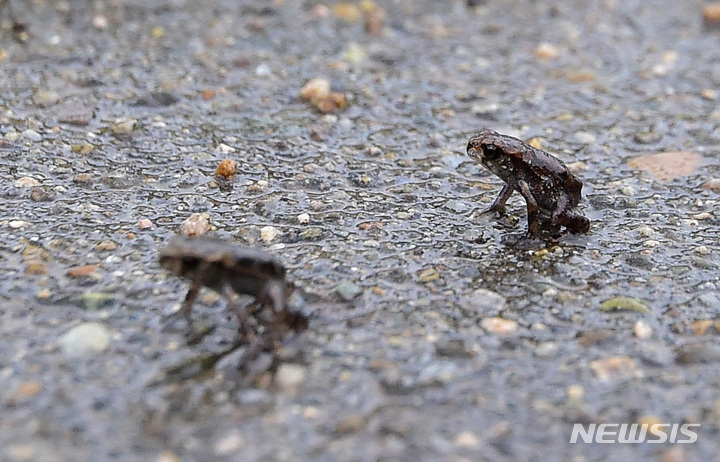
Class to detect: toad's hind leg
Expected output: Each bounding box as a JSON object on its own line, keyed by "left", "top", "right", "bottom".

{"left": 556, "top": 210, "right": 590, "bottom": 233}
{"left": 552, "top": 195, "right": 590, "bottom": 233}
{"left": 517, "top": 180, "right": 540, "bottom": 237}
{"left": 178, "top": 280, "right": 202, "bottom": 321}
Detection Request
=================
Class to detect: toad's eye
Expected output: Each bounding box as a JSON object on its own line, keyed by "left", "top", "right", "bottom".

{"left": 482, "top": 144, "right": 501, "bottom": 160}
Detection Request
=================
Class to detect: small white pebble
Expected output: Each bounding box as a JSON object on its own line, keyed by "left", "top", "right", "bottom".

{"left": 481, "top": 317, "right": 518, "bottom": 335}
{"left": 695, "top": 245, "right": 710, "bottom": 255}
{"left": 92, "top": 14, "right": 108, "bottom": 29}
{"left": 634, "top": 320, "right": 653, "bottom": 339}
{"left": 260, "top": 225, "right": 279, "bottom": 243}
{"left": 112, "top": 117, "right": 136, "bottom": 134}
{"left": 690, "top": 212, "right": 711, "bottom": 220}
{"left": 644, "top": 240, "right": 660, "bottom": 247}
{"left": 217, "top": 143, "right": 236, "bottom": 154}
{"left": 363, "top": 239, "right": 379, "bottom": 248}
{"left": 297, "top": 213, "right": 310, "bottom": 225}
{"left": 454, "top": 431, "right": 480, "bottom": 448}
{"left": 255, "top": 64, "right": 271, "bottom": 76}
{"left": 574, "top": 131, "right": 596, "bottom": 144}
{"left": 22, "top": 129, "right": 42, "bottom": 142}
{"left": 213, "top": 432, "right": 244, "bottom": 456}
{"left": 59, "top": 322, "right": 110, "bottom": 358}
{"left": 319, "top": 114, "right": 338, "bottom": 124}
{"left": 637, "top": 225, "right": 654, "bottom": 237}
{"left": 275, "top": 363, "right": 306, "bottom": 391}
{"left": 535, "top": 43, "right": 559, "bottom": 60}
{"left": 567, "top": 385, "right": 584, "bottom": 401}
{"left": 366, "top": 146, "right": 383, "bottom": 156}
{"left": 621, "top": 186, "right": 637, "bottom": 196}
{"left": 701, "top": 89, "right": 717, "bottom": 101}
{"left": 542, "top": 287, "right": 558, "bottom": 298}
{"left": 309, "top": 200, "right": 324, "bottom": 211}
{"left": 9, "top": 220, "right": 27, "bottom": 229}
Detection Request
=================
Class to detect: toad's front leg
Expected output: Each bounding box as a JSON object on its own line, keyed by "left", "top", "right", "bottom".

{"left": 162, "top": 262, "right": 208, "bottom": 330}
{"left": 517, "top": 180, "right": 540, "bottom": 237}
{"left": 222, "top": 284, "right": 255, "bottom": 341}
{"left": 482, "top": 183, "right": 514, "bottom": 216}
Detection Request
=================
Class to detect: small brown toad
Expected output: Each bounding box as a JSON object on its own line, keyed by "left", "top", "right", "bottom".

{"left": 466, "top": 129, "right": 590, "bottom": 237}
{"left": 159, "top": 235, "right": 307, "bottom": 337}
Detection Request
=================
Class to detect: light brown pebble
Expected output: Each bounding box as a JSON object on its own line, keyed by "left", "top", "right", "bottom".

{"left": 481, "top": 317, "right": 518, "bottom": 335}
{"left": 67, "top": 264, "right": 99, "bottom": 277}
{"left": 332, "top": 3, "right": 362, "bottom": 22}
{"left": 32, "top": 90, "right": 59, "bottom": 106}
{"left": 57, "top": 102, "right": 94, "bottom": 126}
{"left": 535, "top": 42, "right": 559, "bottom": 60}
{"left": 179, "top": 213, "right": 211, "bottom": 237}
{"left": 659, "top": 445, "right": 686, "bottom": 462}
{"left": 215, "top": 159, "right": 238, "bottom": 178}
{"left": 30, "top": 186, "right": 54, "bottom": 202}
{"left": 36, "top": 289, "right": 52, "bottom": 300}
{"left": 590, "top": 356, "right": 642, "bottom": 381}
{"left": 95, "top": 241, "right": 118, "bottom": 251}
{"left": 312, "top": 92, "right": 347, "bottom": 113}
{"left": 701, "top": 178, "right": 720, "bottom": 192}
{"left": 156, "top": 451, "right": 181, "bottom": 462}
{"left": 17, "top": 381, "right": 43, "bottom": 397}
{"left": 627, "top": 151, "right": 701, "bottom": 182}
{"left": 73, "top": 173, "right": 93, "bottom": 183}
{"left": 418, "top": 267, "right": 439, "bottom": 283}
{"left": 454, "top": 431, "right": 480, "bottom": 448}
{"left": 309, "top": 200, "right": 324, "bottom": 211}
{"left": 14, "top": 176, "right": 40, "bottom": 188}
{"left": 703, "top": 2, "right": 720, "bottom": 25}
{"left": 7, "top": 445, "right": 35, "bottom": 460}
{"left": 690, "top": 212, "right": 711, "bottom": 220}
{"left": 362, "top": 2, "right": 386, "bottom": 35}
{"left": 138, "top": 219, "right": 153, "bottom": 230}
{"left": 25, "top": 263, "right": 48, "bottom": 275}
{"left": 300, "top": 78, "right": 331, "bottom": 101}
{"left": 334, "top": 415, "right": 366, "bottom": 435}
{"left": 691, "top": 320, "right": 716, "bottom": 336}
{"left": 311, "top": 4, "right": 330, "bottom": 18}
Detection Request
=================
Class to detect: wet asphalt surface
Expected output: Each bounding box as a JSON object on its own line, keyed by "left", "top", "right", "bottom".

{"left": 1, "top": 0, "right": 720, "bottom": 461}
